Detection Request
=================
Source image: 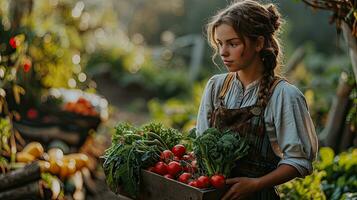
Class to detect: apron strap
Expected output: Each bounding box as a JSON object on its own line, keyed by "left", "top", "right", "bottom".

{"left": 218, "top": 72, "right": 236, "bottom": 101}
{"left": 267, "top": 77, "right": 285, "bottom": 103}
{"left": 250, "top": 77, "right": 284, "bottom": 116}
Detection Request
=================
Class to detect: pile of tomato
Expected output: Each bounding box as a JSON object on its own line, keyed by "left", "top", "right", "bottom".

{"left": 147, "top": 144, "right": 225, "bottom": 189}
{"left": 63, "top": 97, "right": 98, "bottom": 117}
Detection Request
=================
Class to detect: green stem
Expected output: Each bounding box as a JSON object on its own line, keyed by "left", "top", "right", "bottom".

{"left": 199, "top": 143, "right": 214, "bottom": 176}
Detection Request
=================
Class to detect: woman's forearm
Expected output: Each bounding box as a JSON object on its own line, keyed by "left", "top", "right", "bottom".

{"left": 256, "top": 164, "right": 300, "bottom": 190}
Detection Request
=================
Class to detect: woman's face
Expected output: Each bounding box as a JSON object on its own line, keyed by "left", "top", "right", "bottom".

{"left": 214, "top": 23, "right": 261, "bottom": 72}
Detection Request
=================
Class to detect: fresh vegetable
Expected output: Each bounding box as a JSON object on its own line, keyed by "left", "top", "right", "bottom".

{"left": 38, "top": 160, "right": 51, "bottom": 172}
{"left": 167, "top": 161, "right": 182, "bottom": 177}
{"left": 16, "top": 152, "right": 35, "bottom": 163}
{"left": 142, "top": 123, "right": 183, "bottom": 149}
{"left": 48, "top": 148, "right": 64, "bottom": 161}
{"left": 210, "top": 174, "right": 225, "bottom": 189}
{"left": 154, "top": 161, "right": 168, "bottom": 175}
{"left": 103, "top": 122, "right": 182, "bottom": 198}
{"left": 193, "top": 128, "right": 249, "bottom": 177}
{"left": 178, "top": 172, "right": 192, "bottom": 183}
{"left": 63, "top": 153, "right": 89, "bottom": 169}
{"left": 188, "top": 180, "right": 198, "bottom": 188}
{"left": 22, "top": 142, "right": 44, "bottom": 158}
{"left": 160, "top": 150, "right": 174, "bottom": 162}
{"left": 171, "top": 144, "right": 186, "bottom": 158}
{"left": 63, "top": 97, "right": 98, "bottom": 117}
{"left": 164, "top": 174, "right": 174, "bottom": 179}
{"left": 197, "top": 176, "right": 210, "bottom": 188}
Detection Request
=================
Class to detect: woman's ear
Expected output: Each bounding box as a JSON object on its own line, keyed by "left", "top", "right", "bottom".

{"left": 255, "top": 36, "right": 265, "bottom": 52}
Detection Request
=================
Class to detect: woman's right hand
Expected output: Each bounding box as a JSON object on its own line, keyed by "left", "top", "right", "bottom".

{"left": 221, "top": 177, "right": 261, "bottom": 200}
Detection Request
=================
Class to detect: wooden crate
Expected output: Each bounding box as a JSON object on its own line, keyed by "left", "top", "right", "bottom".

{"left": 132, "top": 170, "right": 229, "bottom": 200}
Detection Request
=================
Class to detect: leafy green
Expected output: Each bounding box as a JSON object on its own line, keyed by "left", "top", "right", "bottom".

{"left": 279, "top": 170, "right": 326, "bottom": 200}
{"left": 102, "top": 122, "right": 183, "bottom": 198}
{"left": 279, "top": 147, "right": 357, "bottom": 200}
{"left": 193, "top": 128, "right": 249, "bottom": 177}
{"left": 142, "top": 122, "right": 183, "bottom": 149}
{"left": 0, "top": 117, "right": 11, "bottom": 155}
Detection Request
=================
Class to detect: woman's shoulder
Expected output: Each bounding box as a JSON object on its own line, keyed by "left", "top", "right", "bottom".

{"left": 206, "top": 72, "right": 230, "bottom": 87}
{"left": 208, "top": 73, "right": 229, "bottom": 82}
{"left": 273, "top": 79, "right": 305, "bottom": 100}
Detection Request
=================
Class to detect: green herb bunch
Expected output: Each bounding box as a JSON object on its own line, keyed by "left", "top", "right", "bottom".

{"left": 102, "top": 122, "right": 183, "bottom": 198}
{"left": 193, "top": 128, "right": 249, "bottom": 177}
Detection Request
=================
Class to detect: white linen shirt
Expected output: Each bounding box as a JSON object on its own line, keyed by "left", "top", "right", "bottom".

{"left": 196, "top": 73, "right": 318, "bottom": 177}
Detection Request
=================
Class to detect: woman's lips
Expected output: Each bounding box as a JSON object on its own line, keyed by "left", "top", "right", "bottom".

{"left": 223, "top": 60, "right": 233, "bottom": 65}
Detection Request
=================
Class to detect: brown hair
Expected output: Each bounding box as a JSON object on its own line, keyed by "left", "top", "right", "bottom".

{"left": 206, "top": 0, "right": 283, "bottom": 107}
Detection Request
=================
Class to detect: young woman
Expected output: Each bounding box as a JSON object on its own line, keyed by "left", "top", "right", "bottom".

{"left": 196, "top": 1, "right": 318, "bottom": 199}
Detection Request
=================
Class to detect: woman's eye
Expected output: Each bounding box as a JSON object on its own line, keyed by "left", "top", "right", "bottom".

{"left": 230, "top": 43, "right": 238, "bottom": 47}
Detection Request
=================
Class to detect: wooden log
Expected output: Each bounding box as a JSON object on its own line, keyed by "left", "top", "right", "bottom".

{"left": 338, "top": 123, "right": 355, "bottom": 152}
{"left": 342, "top": 21, "right": 357, "bottom": 81}
{"left": 320, "top": 72, "right": 353, "bottom": 150}
{"left": 0, "top": 181, "right": 43, "bottom": 200}
{"left": 13, "top": 122, "right": 80, "bottom": 146}
{"left": 0, "top": 162, "right": 40, "bottom": 192}
{"left": 284, "top": 46, "right": 306, "bottom": 76}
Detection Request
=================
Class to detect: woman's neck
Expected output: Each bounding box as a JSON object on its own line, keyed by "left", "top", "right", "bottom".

{"left": 237, "top": 64, "right": 264, "bottom": 89}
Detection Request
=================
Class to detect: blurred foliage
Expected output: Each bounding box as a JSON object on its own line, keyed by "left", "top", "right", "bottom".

{"left": 0, "top": 0, "right": 129, "bottom": 119}
{"left": 279, "top": 147, "right": 357, "bottom": 200}
{"left": 0, "top": 117, "right": 11, "bottom": 155}
{"left": 86, "top": 48, "right": 191, "bottom": 99}
{"left": 298, "top": 0, "right": 357, "bottom": 38}
{"left": 0, "top": 117, "right": 11, "bottom": 173}
{"left": 147, "top": 80, "right": 205, "bottom": 131}
{"left": 288, "top": 48, "right": 352, "bottom": 131}
{"left": 346, "top": 77, "right": 357, "bottom": 133}
{"left": 279, "top": 169, "right": 326, "bottom": 199}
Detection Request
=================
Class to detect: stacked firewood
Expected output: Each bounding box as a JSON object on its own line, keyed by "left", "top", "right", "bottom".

{"left": 0, "top": 138, "right": 107, "bottom": 200}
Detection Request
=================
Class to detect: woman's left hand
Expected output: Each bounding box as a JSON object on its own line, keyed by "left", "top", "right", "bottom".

{"left": 221, "top": 177, "right": 261, "bottom": 200}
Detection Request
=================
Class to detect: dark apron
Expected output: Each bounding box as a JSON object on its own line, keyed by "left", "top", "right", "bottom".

{"left": 210, "top": 73, "right": 282, "bottom": 200}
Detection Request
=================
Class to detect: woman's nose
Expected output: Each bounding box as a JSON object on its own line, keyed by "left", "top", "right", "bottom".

{"left": 219, "top": 45, "right": 228, "bottom": 57}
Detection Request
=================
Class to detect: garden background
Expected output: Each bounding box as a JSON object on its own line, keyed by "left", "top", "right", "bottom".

{"left": 0, "top": 0, "right": 356, "bottom": 199}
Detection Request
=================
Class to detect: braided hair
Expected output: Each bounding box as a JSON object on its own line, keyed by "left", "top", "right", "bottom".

{"left": 206, "top": 0, "right": 283, "bottom": 108}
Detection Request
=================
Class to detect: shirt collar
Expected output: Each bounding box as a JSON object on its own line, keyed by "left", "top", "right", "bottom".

{"left": 234, "top": 73, "right": 262, "bottom": 92}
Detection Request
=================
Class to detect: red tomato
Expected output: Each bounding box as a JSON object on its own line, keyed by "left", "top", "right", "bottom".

{"left": 167, "top": 161, "right": 182, "bottom": 176}
{"left": 160, "top": 150, "right": 174, "bottom": 162}
{"left": 27, "top": 108, "right": 38, "bottom": 120}
{"left": 164, "top": 174, "right": 174, "bottom": 179}
{"left": 171, "top": 144, "right": 186, "bottom": 158}
{"left": 210, "top": 175, "right": 225, "bottom": 188}
{"left": 9, "top": 37, "right": 17, "bottom": 49}
{"left": 23, "top": 59, "right": 32, "bottom": 73}
{"left": 188, "top": 180, "right": 199, "bottom": 188}
{"left": 197, "top": 176, "right": 210, "bottom": 188}
{"left": 154, "top": 161, "right": 168, "bottom": 175}
{"left": 178, "top": 172, "right": 192, "bottom": 184}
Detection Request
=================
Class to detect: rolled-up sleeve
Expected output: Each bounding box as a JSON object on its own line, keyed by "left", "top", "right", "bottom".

{"left": 196, "top": 76, "right": 216, "bottom": 136}
{"left": 272, "top": 84, "right": 318, "bottom": 177}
